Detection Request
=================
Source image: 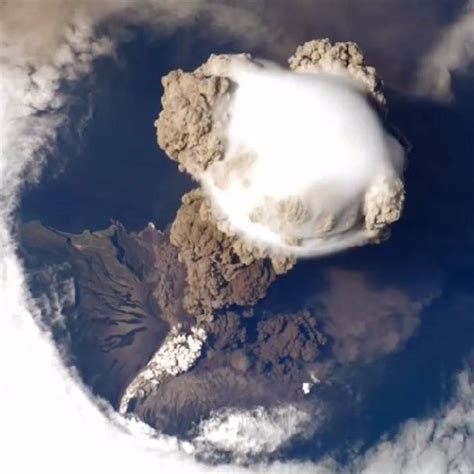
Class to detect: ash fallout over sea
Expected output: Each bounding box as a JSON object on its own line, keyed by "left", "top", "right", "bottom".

{"left": 1, "top": 1, "right": 474, "bottom": 474}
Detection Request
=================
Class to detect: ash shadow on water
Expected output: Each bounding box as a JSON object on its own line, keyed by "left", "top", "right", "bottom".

{"left": 272, "top": 75, "right": 474, "bottom": 463}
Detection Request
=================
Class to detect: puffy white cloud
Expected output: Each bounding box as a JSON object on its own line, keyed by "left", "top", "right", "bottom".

{"left": 202, "top": 61, "right": 405, "bottom": 257}
{"left": 193, "top": 405, "right": 316, "bottom": 462}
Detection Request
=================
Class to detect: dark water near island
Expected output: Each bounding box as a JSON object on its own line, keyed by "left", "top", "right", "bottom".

{"left": 18, "top": 27, "right": 259, "bottom": 234}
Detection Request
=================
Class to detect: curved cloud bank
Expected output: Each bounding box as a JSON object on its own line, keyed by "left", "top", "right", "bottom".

{"left": 1, "top": 1, "right": 473, "bottom": 473}
{"left": 354, "top": 369, "right": 474, "bottom": 474}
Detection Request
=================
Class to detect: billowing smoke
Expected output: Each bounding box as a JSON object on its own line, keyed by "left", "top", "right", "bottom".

{"left": 156, "top": 41, "right": 405, "bottom": 259}
{"left": 120, "top": 326, "right": 207, "bottom": 414}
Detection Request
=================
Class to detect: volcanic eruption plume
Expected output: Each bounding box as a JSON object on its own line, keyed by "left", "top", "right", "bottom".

{"left": 156, "top": 39, "right": 406, "bottom": 261}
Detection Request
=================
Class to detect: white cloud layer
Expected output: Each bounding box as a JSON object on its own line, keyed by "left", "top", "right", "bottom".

{"left": 1, "top": 1, "right": 473, "bottom": 473}
{"left": 355, "top": 369, "right": 474, "bottom": 474}
{"left": 193, "top": 405, "right": 316, "bottom": 462}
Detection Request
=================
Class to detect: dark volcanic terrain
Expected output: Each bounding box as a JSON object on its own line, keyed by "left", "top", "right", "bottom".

{"left": 19, "top": 219, "right": 329, "bottom": 434}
